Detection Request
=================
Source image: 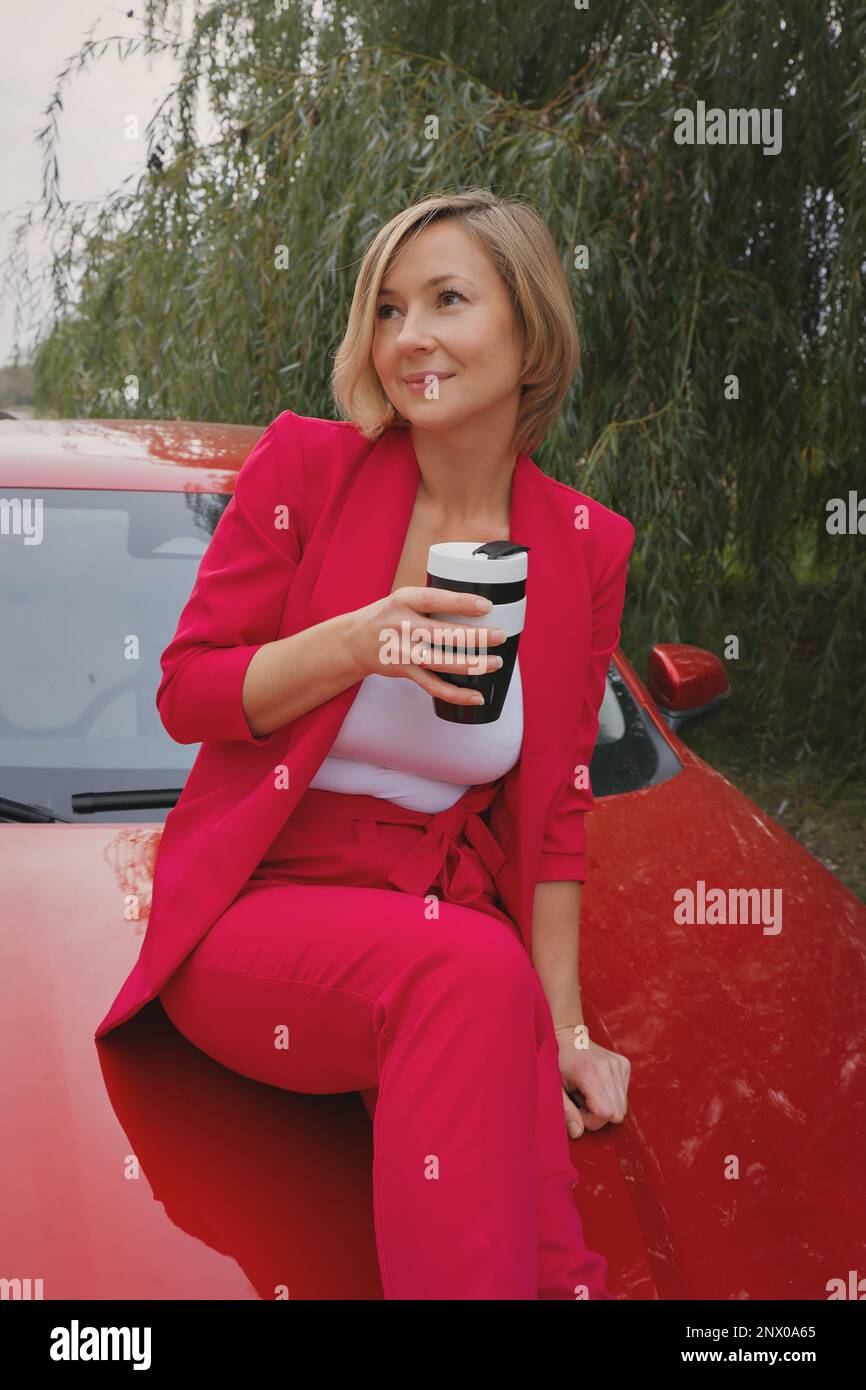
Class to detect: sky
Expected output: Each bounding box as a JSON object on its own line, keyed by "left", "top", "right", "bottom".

{"left": 0, "top": 0, "right": 198, "bottom": 368}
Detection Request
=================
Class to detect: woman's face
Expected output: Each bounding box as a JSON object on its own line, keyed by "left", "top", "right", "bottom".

{"left": 371, "top": 219, "right": 525, "bottom": 437}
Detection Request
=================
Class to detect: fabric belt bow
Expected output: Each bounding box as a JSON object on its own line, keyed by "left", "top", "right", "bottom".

{"left": 385, "top": 781, "right": 506, "bottom": 905}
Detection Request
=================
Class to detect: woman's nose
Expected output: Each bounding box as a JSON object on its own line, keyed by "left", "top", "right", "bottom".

{"left": 396, "top": 313, "right": 436, "bottom": 349}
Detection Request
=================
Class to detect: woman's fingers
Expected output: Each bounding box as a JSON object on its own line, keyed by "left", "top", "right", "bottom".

{"left": 563, "top": 1090, "right": 585, "bottom": 1140}
{"left": 417, "top": 643, "right": 504, "bottom": 677}
{"left": 563, "top": 1061, "right": 630, "bottom": 1132}
{"left": 404, "top": 585, "right": 493, "bottom": 617}
{"left": 407, "top": 664, "right": 486, "bottom": 706}
{"left": 401, "top": 588, "right": 507, "bottom": 667}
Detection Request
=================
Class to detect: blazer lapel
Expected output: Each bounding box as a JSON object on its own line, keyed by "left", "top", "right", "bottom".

{"left": 305, "top": 425, "right": 420, "bottom": 632}
{"left": 501, "top": 447, "right": 592, "bottom": 935}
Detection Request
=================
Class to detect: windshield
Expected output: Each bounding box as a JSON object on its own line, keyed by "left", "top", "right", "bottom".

{"left": 0, "top": 486, "right": 676, "bottom": 823}
{"left": 0, "top": 487, "right": 230, "bottom": 821}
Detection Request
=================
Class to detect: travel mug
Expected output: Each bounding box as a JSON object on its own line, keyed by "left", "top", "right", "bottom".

{"left": 424, "top": 539, "right": 530, "bottom": 724}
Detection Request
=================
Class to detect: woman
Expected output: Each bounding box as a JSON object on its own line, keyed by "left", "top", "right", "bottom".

{"left": 95, "top": 187, "right": 635, "bottom": 1300}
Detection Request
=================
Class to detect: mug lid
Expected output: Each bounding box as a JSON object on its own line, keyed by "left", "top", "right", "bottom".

{"left": 427, "top": 540, "right": 529, "bottom": 583}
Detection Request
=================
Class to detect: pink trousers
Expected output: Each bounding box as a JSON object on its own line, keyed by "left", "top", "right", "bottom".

{"left": 158, "top": 781, "right": 612, "bottom": 1301}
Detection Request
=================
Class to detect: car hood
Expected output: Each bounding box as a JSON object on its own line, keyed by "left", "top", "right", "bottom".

{"left": 581, "top": 755, "right": 866, "bottom": 1300}
{"left": 1, "top": 822, "right": 386, "bottom": 1299}
{"left": 1, "top": 765, "right": 864, "bottom": 1299}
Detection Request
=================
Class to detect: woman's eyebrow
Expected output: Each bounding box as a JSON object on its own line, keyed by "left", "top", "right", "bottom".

{"left": 377, "top": 274, "right": 476, "bottom": 296}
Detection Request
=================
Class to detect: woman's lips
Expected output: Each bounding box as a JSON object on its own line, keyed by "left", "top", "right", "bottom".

{"left": 402, "top": 373, "right": 456, "bottom": 393}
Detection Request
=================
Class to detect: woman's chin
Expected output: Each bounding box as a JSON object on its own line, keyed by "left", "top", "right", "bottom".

{"left": 397, "top": 400, "right": 466, "bottom": 433}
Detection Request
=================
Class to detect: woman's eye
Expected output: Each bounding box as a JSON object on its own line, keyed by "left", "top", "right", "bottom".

{"left": 375, "top": 288, "right": 465, "bottom": 319}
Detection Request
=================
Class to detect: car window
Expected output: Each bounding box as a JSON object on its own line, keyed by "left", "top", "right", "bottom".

{"left": 591, "top": 662, "right": 682, "bottom": 797}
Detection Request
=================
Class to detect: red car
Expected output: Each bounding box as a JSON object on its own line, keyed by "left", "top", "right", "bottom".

{"left": 1, "top": 416, "right": 864, "bottom": 1301}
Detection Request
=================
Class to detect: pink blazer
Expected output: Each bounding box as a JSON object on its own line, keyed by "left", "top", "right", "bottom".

{"left": 95, "top": 409, "right": 634, "bottom": 1038}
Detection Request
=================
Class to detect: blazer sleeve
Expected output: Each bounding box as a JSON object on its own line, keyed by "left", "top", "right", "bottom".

{"left": 155, "top": 409, "right": 304, "bottom": 747}
{"left": 535, "top": 517, "right": 635, "bottom": 883}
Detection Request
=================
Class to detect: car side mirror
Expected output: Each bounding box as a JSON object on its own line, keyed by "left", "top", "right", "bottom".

{"left": 647, "top": 643, "right": 731, "bottom": 733}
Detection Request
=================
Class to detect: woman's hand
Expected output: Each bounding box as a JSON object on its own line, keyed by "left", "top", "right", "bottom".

{"left": 345, "top": 585, "right": 507, "bottom": 707}
{"left": 555, "top": 1026, "right": 631, "bottom": 1139}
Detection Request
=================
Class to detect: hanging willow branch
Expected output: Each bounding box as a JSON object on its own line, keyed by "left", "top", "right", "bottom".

{"left": 3, "top": 0, "right": 864, "bottom": 769}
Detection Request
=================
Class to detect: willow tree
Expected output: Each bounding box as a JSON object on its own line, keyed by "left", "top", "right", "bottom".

{"left": 6, "top": 0, "right": 865, "bottom": 772}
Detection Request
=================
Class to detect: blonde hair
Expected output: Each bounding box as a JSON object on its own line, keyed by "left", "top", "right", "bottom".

{"left": 331, "top": 187, "right": 580, "bottom": 458}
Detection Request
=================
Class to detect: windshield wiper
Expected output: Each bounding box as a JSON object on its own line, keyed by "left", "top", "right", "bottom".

{"left": 0, "top": 796, "right": 71, "bottom": 824}
{"left": 70, "top": 788, "right": 183, "bottom": 814}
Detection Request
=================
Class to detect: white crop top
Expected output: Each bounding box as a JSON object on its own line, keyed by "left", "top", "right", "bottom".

{"left": 309, "top": 655, "right": 524, "bottom": 811}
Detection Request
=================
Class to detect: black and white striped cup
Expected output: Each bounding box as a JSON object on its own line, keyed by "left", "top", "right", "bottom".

{"left": 425, "top": 540, "right": 529, "bottom": 724}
